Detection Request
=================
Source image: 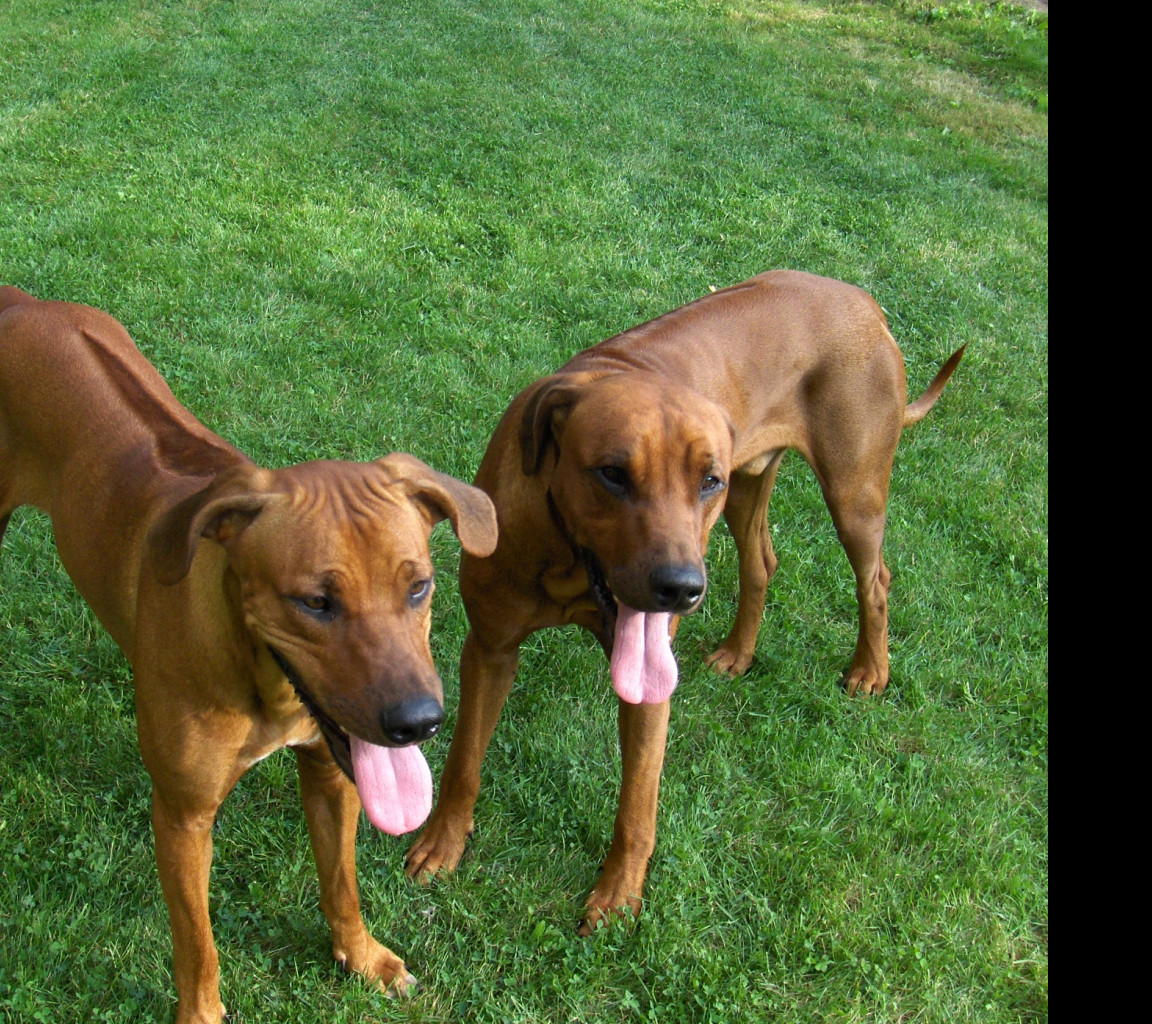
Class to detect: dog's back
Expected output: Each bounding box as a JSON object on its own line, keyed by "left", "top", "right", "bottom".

{"left": 0, "top": 288, "right": 244, "bottom": 650}
{"left": 559, "top": 270, "right": 909, "bottom": 442}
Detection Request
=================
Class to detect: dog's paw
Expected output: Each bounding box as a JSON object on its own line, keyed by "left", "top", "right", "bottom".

{"left": 404, "top": 816, "right": 471, "bottom": 881}
{"left": 704, "top": 644, "right": 753, "bottom": 676}
{"left": 843, "top": 665, "right": 888, "bottom": 697}
{"left": 383, "top": 970, "right": 419, "bottom": 999}
{"left": 579, "top": 868, "right": 644, "bottom": 937}
{"left": 335, "top": 937, "right": 416, "bottom": 998}
{"left": 174, "top": 996, "right": 227, "bottom": 1023}
{"left": 578, "top": 896, "right": 642, "bottom": 937}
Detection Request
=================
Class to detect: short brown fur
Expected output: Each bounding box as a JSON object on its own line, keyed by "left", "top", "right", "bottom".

{"left": 0, "top": 287, "right": 497, "bottom": 1022}
{"left": 405, "top": 270, "right": 962, "bottom": 933}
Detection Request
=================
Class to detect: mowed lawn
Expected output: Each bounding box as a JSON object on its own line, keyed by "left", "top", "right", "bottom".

{"left": 0, "top": 2, "right": 1047, "bottom": 1022}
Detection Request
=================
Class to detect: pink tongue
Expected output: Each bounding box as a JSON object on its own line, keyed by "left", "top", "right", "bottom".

{"left": 609, "top": 603, "right": 679, "bottom": 704}
{"left": 349, "top": 735, "right": 433, "bottom": 835}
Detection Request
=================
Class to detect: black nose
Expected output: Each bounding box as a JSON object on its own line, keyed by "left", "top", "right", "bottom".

{"left": 649, "top": 564, "right": 706, "bottom": 613}
{"left": 380, "top": 697, "right": 444, "bottom": 745}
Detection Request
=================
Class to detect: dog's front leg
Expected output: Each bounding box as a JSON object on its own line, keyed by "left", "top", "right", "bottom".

{"left": 294, "top": 744, "right": 415, "bottom": 995}
{"left": 150, "top": 790, "right": 227, "bottom": 1024}
{"left": 406, "top": 630, "right": 520, "bottom": 880}
{"left": 580, "top": 698, "right": 671, "bottom": 935}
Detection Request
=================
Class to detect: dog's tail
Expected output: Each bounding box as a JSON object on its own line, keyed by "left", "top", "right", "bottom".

{"left": 903, "top": 346, "right": 965, "bottom": 427}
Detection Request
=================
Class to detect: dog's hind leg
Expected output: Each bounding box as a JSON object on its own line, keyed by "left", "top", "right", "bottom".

{"left": 829, "top": 495, "right": 892, "bottom": 696}
{"left": 705, "top": 452, "right": 786, "bottom": 676}
{"left": 805, "top": 343, "right": 905, "bottom": 697}
{"left": 814, "top": 440, "right": 897, "bottom": 697}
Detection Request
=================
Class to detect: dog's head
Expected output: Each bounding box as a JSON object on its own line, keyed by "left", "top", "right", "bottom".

{"left": 146, "top": 453, "right": 497, "bottom": 833}
{"left": 518, "top": 371, "right": 733, "bottom": 703}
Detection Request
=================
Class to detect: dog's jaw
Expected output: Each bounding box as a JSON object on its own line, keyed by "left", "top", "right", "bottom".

{"left": 268, "top": 645, "right": 355, "bottom": 779}
{"left": 583, "top": 548, "right": 618, "bottom": 653}
{"left": 266, "top": 645, "right": 435, "bottom": 835}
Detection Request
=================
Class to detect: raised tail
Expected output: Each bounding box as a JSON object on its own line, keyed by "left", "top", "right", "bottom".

{"left": 903, "top": 346, "right": 965, "bottom": 427}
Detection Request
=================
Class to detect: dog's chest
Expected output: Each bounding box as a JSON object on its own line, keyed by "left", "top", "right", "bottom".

{"left": 537, "top": 566, "right": 602, "bottom": 633}
{"left": 243, "top": 681, "right": 320, "bottom": 760}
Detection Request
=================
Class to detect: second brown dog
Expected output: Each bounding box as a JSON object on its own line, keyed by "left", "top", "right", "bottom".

{"left": 406, "top": 269, "right": 963, "bottom": 933}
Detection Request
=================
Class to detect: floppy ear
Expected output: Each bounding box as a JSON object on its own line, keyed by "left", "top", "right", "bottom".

{"left": 517, "top": 373, "right": 591, "bottom": 477}
{"left": 379, "top": 453, "right": 498, "bottom": 558}
{"left": 147, "top": 465, "right": 273, "bottom": 585}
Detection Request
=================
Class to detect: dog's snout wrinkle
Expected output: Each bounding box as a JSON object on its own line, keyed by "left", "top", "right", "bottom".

{"left": 649, "top": 564, "right": 706, "bottom": 613}
{"left": 381, "top": 697, "right": 444, "bottom": 746}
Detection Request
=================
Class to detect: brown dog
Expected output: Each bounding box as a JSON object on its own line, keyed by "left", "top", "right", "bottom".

{"left": 0, "top": 287, "right": 497, "bottom": 1022}
{"left": 405, "top": 269, "right": 963, "bottom": 932}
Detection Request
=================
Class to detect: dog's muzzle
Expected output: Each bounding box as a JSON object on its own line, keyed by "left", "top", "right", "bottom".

{"left": 268, "top": 647, "right": 444, "bottom": 779}
{"left": 648, "top": 563, "right": 706, "bottom": 613}
{"left": 583, "top": 550, "right": 706, "bottom": 654}
{"left": 379, "top": 697, "right": 443, "bottom": 746}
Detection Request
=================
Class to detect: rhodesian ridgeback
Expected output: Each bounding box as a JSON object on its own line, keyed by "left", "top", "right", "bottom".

{"left": 405, "top": 269, "right": 963, "bottom": 933}
{"left": 0, "top": 287, "right": 497, "bottom": 1022}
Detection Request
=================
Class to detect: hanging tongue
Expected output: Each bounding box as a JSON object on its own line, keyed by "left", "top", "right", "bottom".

{"left": 349, "top": 735, "right": 433, "bottom": 835}
{"left": 609, "top": 603, "right": 679, "bottom": 704}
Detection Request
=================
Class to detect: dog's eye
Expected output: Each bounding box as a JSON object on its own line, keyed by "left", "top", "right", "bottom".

{"left": 293, "top": 594, "right": 335, "bottom": 619}
{"left": 408, "top": 578, "right": 433, "bottom": 607}
{"left": 700, "top": 475, "right": 726, "bottom": 498}
{"left": 595, "top": 465, "right": 629, "bottom": 496}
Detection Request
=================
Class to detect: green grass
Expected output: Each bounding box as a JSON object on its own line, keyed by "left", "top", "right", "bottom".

{"left": 1, "top": 1, "right": 1046, "bottom": 1021}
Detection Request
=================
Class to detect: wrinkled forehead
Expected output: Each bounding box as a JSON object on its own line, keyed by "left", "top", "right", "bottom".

{"left": 567, "top": 375, "right": 733, "bottom": 463}
{"left": 253, "top": 462, "right": 433, "bottom": 568}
